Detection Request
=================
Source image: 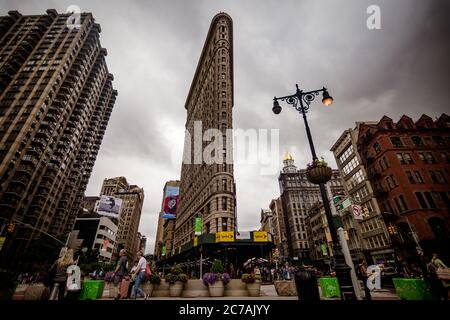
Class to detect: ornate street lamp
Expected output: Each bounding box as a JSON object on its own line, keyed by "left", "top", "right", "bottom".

{"left": 272, "top": 84, "right": 355, "bottom": 300}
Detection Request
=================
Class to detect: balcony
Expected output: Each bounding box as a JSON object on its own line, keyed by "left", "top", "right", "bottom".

{"left": 22, "top": 155, "right": 38, "bottom": 166}
{"left": 11, "top": 174, "right": 29, "bottom": 186}
{"left": 27, "top": 146, "right": 43, "bottom": 154}
{"left": 36, "top": 129, "right": 51, "bottom": 139}
{"left": 40, "top": 121, "right": 55, "bottom": 130}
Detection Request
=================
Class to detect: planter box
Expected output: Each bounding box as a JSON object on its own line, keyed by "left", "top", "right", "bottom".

{"left": 392, "top": 278, "right": 433, "bottom": 300}
{"left": 247, "top": 282, "right": 261, "bottom": 297}
{"left": 224, "top": 279, "right": 248, "bottom": 297}
{"left": 142, "top": 283, "right": 154, "bottom": 297}
{"left": 208, "top": 281, "right": 224, "bottom": 297}
{"left": 169, "top": 281, "right": 184, "bottom": 297}
{"left": 182, "top": 279, "right": 209, "bottom": 298}
{"left": 78, "top": 280, "right": 105, "bottom": 300}
{"left": 306, "top": 166, "right": 332, "bottom": 184}
{"left": 152, "top": 279, "right": 170, "bottom": 297}
{"left": 319, "top": 277, "right": 340, "bottom": 298}
{"left": 12, "top": 284, "right": 28, "bottom": 300}
{"left": 274, "top": 280, "right": 297, "bottom": 296}
{"left": 24, "top": 283, "right": 46, "bottom": 300}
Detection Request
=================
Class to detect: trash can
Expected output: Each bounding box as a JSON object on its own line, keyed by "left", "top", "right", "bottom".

{"left": 78, "top": 280, "right": 105, "bottom": 300}
{"left": 294, "top": 268, "right": 320, "bottom": 300}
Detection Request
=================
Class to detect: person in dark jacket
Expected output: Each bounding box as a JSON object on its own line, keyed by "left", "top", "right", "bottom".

{"left": 356, "top": 258, "right": 371, "bottom": 300}
{"left": 113, "top": 249, "right": 128, "bottom": 299}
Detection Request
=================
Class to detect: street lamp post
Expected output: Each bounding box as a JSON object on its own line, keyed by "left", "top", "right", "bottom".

{"left": 272, "top": 84, "right": 356, "bottom": 300}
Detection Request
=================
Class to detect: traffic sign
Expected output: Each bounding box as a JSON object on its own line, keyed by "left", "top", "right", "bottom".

{"left": 352, "top": 204, "right": 363, "bottom": 220}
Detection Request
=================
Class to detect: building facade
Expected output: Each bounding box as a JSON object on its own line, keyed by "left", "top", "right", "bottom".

{"left": 278, "top": 152, "right": 344, "bottom": 261}
{"left": 260, "top": 209, "right": 273, "bottom": 233}
{"left": 174, "top": 13, "right": 236, "bottom": 254}
{"left": 0, "top": 10, "right": 116, "bottom": 271}
{"left": 306, "top": 202, "right": 332, "bottom": 266}
{"left": 269, "top": 198, "right": 289, "bottom": 260}
{"left": 357, "top": 114, "right": 450, "bottom": 262}
{"left": 331, "top": 126, "right": 394, "bottom": 264}
{"left": 154, "top": 180, "right": 179, "bottom": 260}
{"left": 100, "top": 177, "right": 144, "bottom": 262}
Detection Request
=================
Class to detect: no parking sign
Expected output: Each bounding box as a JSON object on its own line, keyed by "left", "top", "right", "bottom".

{"left": 352, "top": 204, "right": 363, "bottom": 220}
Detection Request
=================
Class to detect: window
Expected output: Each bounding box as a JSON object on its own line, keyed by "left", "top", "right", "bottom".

{"left": 222, "top": 179, "right": 227, "bottom": 191}
{"left": 432, "top": 136, "right": 445, "bottom": 146}
{"left": 440, "top": 192, "right": 450, "bottom": 207}
{"left": 424, "top": 192, "right": 437, "bottom": 208}
{"left": 419, "top": 152, "right": 426, "bottom": 163}
{"left": 405, "top": 171, "right": 415, "bottom": 184}
{"left": 397, "top": 153, "right": 406, "bottom": 165}
{"left": 426, "top": 152, "right": 436, "bottom": 164}
{"left": 412, "top": 136, "right": 424, "bottom": 146}
{"left": 222, "top": 218, "right": 228, "bottom": 232}
{"left": 399, "top": 195, "right": 408, "bottom": 211}
{"left": 436, "top": 171, "right": 447, "bottom": 183}
{"left": 385, "top": 175, "right": 397, "bottom": 189}
{"left": 404, "top": 153, "right": 414, "bottom": 164}
{"left": 373, "top": 142, "right": 381, "bottom": 154}
{"left": 339, "top": 145, "right": 354, "bottom": 163}
{"left": 222, "top": 197, "right": 227, "bottom": 210}
{"left": 379, "top": 157, "right": 389, "bottom": 170}
{"left": 390, "top": 137, "right": 403, "bottom": 147}
{"left": 416, "top": 192, "right": 428, "bottom": 208}
{"left": 342, "top": 157, "right": 359, "bottom": 175}
{"left": 429, "top": 171, "right": 439, "bottom": 183}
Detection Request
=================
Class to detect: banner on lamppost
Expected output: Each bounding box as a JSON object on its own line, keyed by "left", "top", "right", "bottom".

{"left": 194, "top": 237, "right": 198, "bottom": 247}
{"left": 195, "top": 217, "right": 202, "bottom": 236}
{"left": 321, "top": 243, "right": 328, "bottom": 256}
{"left": 162, "top": 186, "right": 179, "bottom": 219}
{"left": 161, "top": 245, "right": 166, "bottom": 256}
{"left": 97, "top": 195, "right": 123, "bottom": 219}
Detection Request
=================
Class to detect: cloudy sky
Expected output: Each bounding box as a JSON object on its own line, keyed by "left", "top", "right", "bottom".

{"left": 2, "top": 0, "right": 449, "bottom": 253}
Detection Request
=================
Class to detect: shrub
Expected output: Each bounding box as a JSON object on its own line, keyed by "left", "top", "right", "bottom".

{"left": 241, "top": 273, "right": 262, "bottom": 284}
{"left": 148, "top": 273, "right": 161, "bottom": 285}
{"left": 166, "top": 264, "right": 188, "bottom": 284}
{"left": 211, "top": 259, "right": 224, "bottom": 274}
{"left": 170, "top": 265, "right": 182, "bottom": 275}
{"left": 202, "top": 273, "right": 219, "bottom": 286}
{"left": 165, "top": 273, "right": 178, "bottom": 284}
{"left": 222, "top": 273, "right": 231, "bottom": 285}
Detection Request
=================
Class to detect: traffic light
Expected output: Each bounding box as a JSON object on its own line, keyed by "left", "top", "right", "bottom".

{"left": 387, "top": 224, "right": 398, "bottom": 235}
{"left": 7, "top": 223, "right": 15, "bottom": 233}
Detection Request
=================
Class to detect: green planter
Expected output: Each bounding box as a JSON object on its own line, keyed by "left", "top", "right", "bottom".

{"left": 392, "top": 278, "right": 433, "bottom": 300}
{"left": 78, "top": 280, "right": 105, "bottom": 300}
{"left": 319, "top": 277, "right": 341, "bottom": 298}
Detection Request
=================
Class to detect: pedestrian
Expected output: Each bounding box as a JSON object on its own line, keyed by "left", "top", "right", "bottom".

{"left": 130, "top": 251, "right": 148, "bottom": 300}
{"left": 356, "top": 258, "right": 371, "bottom": 300}
{"left": 112, "top": 249, "right": 128, "bottom": 299}
{"left": 432, "top": 254, "right": 448, "bottom": 269}
{"left": 426, "top": 257, "right": 448, "bottom": 300}
{"left": 53, "top": 249, "right": 74, "bottom": 300}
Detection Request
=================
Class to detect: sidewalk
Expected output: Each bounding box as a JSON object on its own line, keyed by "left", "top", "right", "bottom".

{"left": 102, "top": 285, "right": 399, "bottom": 300}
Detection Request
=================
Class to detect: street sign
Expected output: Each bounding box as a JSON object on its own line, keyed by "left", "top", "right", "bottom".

{"left": 341, "top": 198, "right": 352, "bottom": 209}
{"left": 352, "top": 204, "right": 363, "bottom": 220}
{"left": 321, "top": 243, "right": 328, "bottom": 256}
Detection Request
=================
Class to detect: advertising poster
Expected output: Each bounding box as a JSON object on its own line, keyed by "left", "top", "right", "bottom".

{"left": 97, "top": 195, "right": 123, "bottom": 219}
{"left": 101, "top": 239, "right": 109, "bottom": 251}
{"left": 162, "top": 186, "right": 179, "bottom": 219}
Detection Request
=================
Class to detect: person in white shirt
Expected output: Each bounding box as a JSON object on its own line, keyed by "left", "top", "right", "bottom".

{"left": 130, "top": 251, "right": 147, "bottom": 299}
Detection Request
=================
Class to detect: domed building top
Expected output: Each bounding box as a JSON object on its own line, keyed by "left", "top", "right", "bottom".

{"left": 283, "top": 151, "right": 293, "bottom": 161}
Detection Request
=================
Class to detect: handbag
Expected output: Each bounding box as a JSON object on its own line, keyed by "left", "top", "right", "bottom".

{"left": 145, "top": 262, "right": 152, "bottom": 280}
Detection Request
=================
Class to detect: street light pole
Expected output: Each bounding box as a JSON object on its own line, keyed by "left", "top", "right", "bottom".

{"left": 272, "top": 84, "right": 356, "bottom": 300}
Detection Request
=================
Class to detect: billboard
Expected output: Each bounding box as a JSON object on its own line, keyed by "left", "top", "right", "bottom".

{"left": 162, "top": 186, "right": 179, "bottom": 219}
{"left": 97, "top": 195, "right": 123, "bottom": 219}
{"left": 194, "top": 217, "right": 202, "bottom": 236}
{"left": 253, "top": 231, "right": 268, "bottom": 242}
{"left": 216, "top": 231, "right": 235, "bottom": 242}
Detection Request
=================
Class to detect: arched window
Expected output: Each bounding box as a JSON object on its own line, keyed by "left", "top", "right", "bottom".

{"left": 428, "top": 217, "right": 449, "bottom": 242}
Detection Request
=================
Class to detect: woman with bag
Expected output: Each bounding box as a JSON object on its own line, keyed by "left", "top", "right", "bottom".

{"left": 52, "top": 249, "right": 74, "bottom": 300}
{"left": 130, "top": 251, "right": 148, "bottom": 300}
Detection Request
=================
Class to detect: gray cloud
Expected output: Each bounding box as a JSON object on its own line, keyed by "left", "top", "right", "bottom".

{"left": 2, "top": 0, "right": 448, "bottom": 254}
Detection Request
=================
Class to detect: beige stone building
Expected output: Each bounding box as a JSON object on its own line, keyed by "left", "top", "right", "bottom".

{"left": 174, "top": 13, "right": 236, "bottom": 254}
{"left": 278, "top": 153, "right": 344, "bottom": 260}
{"left": 101, "top": 177, "right": 144, "bottom": 262}
{"left": 331, "top": 125, "right": 394, "bottom": 264}
{"left": 0, "top": 10, "right": 116, "bottom": 270}
{"left": 154, "top": 180, "right": 179, "bottom": 260}
{"left": 260, "top": 209, "right": 273, "bottom": 233}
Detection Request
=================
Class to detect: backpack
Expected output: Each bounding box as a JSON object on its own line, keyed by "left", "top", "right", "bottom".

{"left": 145, "top": 262, "right": 152, "bottom": 280}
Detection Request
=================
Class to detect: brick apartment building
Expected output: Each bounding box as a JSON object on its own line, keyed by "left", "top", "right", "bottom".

{"left": 357, "top": 114, "right": 450, "bottom": 261}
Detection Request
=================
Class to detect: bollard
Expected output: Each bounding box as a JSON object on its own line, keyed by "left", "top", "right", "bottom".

{"left": 294, "top": 268, "right": 320, "bottom": 300}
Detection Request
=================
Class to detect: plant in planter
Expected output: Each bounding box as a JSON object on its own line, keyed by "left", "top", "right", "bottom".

{"left": 202, "top": 260, "right": 230, "bottom": 297}
{"left": 306, "top": 157, "right": 332, "bottom": 184}
{"left": 143, "top": 271, "right": 161, "bottom": 298}
{"left": 165, "top": 265, "right": 188, "bottom": 297}
{"left": 242, "top": 273, "right": 262, "bottom": 297}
